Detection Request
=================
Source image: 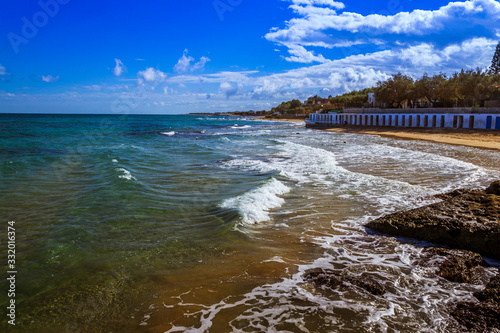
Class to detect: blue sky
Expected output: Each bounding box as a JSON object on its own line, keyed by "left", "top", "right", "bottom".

{"left": 0, "top": 0, "right": 499, "bottom": 114}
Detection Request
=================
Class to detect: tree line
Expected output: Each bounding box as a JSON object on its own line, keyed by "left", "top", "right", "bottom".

{"left": 375, "top": 69, "right": 500, "bottom": 108}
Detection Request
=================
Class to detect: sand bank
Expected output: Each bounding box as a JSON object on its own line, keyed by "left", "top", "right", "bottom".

{"left": 325, "top": 127, "right": 500, "bottom": 151}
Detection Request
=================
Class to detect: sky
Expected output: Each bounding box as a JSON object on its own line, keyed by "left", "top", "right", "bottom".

{"left": 0, "top": 0, "right": 499, "bottom": 114}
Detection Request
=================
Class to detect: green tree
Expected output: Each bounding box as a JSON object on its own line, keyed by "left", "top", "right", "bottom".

{"left": 375, "top": 73, "right": 414, "bottom": 108}
{"left": 414, "top": 73, "right": 447, "bottom": 105}
{"left": 457, "top": 69, "right": 487, "bottom": 106}
{"left": 478, "top": 73, "right": 500, "bottom": 101}
{"left": 290, "top": 99, "right": 302, "bottom": 109}
{"left": 491, "top": 41, "right": 500, "bottom": 75}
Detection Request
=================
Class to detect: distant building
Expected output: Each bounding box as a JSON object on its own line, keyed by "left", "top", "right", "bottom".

{"left": 304, "top": 97, "right": 329, "bottom": 106}
{"left": 368, "top": 93, "right": 375, "bottom": 106}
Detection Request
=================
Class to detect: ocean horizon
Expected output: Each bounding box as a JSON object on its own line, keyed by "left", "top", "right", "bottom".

{"left": 1, "top": 113, "right": 500, "bottom": 332}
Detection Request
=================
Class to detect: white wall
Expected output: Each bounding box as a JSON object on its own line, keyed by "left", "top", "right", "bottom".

{"left": 308, "top": 113, "right": 500, "bottom": 130}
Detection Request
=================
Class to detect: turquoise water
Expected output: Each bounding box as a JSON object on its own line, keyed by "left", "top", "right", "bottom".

{"left": 1, "top": 114, "right": 500, "bottom": 332}
{"left": 0, "top": 114, "right": 280, "bottom": 330}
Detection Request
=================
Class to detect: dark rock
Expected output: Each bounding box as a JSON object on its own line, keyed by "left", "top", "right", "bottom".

{"left": 451, "top": 274, "right": 500, "bottom": 332}
{"left": 365, "top": 181, "right": 500, "bottom": 259}
{"left": 343, "top": 274, "right": 385, "bottom": 295}
{"left": 438, "top": 256, "right": 481, "bottom": 283}
{"left": 415, "top": 248, "right": 488, "bottom": 283}
{"left": 451, "top": 301, "right": 500, "bottom": 332}
{"left": 474, "top": 275, "right": 500, "bottom": 303}
{"left": 486, "top": 181, "right": 500, "bottom": 195}
{"left": 303, "top": 270, "right": 385, "bottom": 296}
{"left": 303, "top": 270, "right": 342, "bottom": 289}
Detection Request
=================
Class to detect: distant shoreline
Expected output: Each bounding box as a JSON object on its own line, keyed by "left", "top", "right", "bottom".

{"left": 257, "top": 116, "right": 306, "bottom": 123}
{"left": 239, "top": 114, "right": 500, "bottom": 151}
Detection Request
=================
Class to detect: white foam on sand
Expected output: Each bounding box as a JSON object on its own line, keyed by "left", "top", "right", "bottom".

{"left": 221, "top": 140, "right": 434, "bottom": 215}
{"left": 165, "top": 227, "right": 497, "bottom": 333}
{"left": 219, "top": 178, "right": 290, "bottom": 225}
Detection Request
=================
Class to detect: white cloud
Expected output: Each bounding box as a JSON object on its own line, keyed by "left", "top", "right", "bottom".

{"left": 122, "top": 37, "right": 495, "bottom": 108}
{"left": 273, "top": 0, "right": 500, "bottom": 37}
{"left": 283, "top": 44, "right": 329, "bottom": 63}
{"left": 113, "top": 59, "right": 126, "bottom": 77}
{"left": 41, "top": 75, "right": 59, "bottom": 83}
{"left": 174, "top": 49, "right": 194, "bottom": 73}
{"left": 174, "top": 49, "right": 211, "bottom": 73}
{"left": 0, "top": 65, "right": 5, "bottom": 76}
{"left": 399, "top": 44, "right": 443, "bottom": 67}
{"left": 166, "top": 70, "right": 257, "bottom": 85}
{"left": 219, "top": 82, "right": 243, "bottom": 99}
{"left": 138, "top": 67, "right": 167, "bottom": 83}
{"left": 266, "top": 0, "right": 500, "bottom": 64}
{"left": 83, "top": 85, "right": 102, "bottom": 91}
{"left": 289, "top": 0, "right": 345, "bottom": 9}
{"left": 168, "top": 37, "right": 496, "bottom": 101}
{"left": 249, "top": 61, "right": 390, "bottom": 99}
{"left": 191, "top": 56, "right": 211, "bottom": 71}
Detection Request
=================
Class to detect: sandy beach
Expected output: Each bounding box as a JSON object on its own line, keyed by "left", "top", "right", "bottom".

{"left": 324, "top": 127, "right": 500, "bottom": 151}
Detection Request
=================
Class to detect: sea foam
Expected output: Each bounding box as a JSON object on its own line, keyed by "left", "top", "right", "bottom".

{"left": 117, "top": 168, "right": 136, "bottom": 181}
{"left": 230, "top": 125, "right": 252, "bottom": 129}
{"left": 219, "top": 178, "right": 290, "bottom": 225}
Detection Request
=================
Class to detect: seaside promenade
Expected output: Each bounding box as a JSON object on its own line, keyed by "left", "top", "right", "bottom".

{"left": 306, "top": 107, "right": 500, "bottom": 130}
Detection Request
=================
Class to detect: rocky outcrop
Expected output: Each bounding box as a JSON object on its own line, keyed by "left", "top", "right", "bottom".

{"left": 303, "top": 270, "right": 385, "bottom": 295}
{"left": 365, "top": 181, "right": 500, "bottom": 259}
{"left": 415, "top": 247, "right": 489, "bottom": 283}
{"left": 302, "top": 248, "right": 497, "bottom": 331}
{"left": 451, "top": 274, "right": 500, "bottom": 332}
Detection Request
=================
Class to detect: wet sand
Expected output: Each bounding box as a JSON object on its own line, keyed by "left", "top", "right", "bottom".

{"left": 324, "top": 127, "right": 500, "bottom": 151}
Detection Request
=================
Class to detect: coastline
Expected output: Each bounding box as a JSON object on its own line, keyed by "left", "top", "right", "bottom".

{"left": 324, "top": 126, "right": 500, "bottom": 151}
{"left": 255, "top": 116, "right": 306, "bottom": 122}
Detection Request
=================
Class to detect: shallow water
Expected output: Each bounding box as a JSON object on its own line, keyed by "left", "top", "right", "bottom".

{"left": 1, "top": 114, "right": 499, "bottom": 332}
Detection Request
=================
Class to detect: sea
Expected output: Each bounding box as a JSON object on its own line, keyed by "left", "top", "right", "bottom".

{"left": 1, "top": 113, "right": 500, "bottom": 332}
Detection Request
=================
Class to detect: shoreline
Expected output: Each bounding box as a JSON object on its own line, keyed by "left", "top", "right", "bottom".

{"left": 255, "top": 116, "right": 306, "bottom": 122}
{"left": 229, "top": 114, "right": 306, "bottom": 122}
{"left": 323, "top": 126, "right": 500, "bottom": 151}
{"left": 247, "top": 116, "right": 500, "bottom": 151}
